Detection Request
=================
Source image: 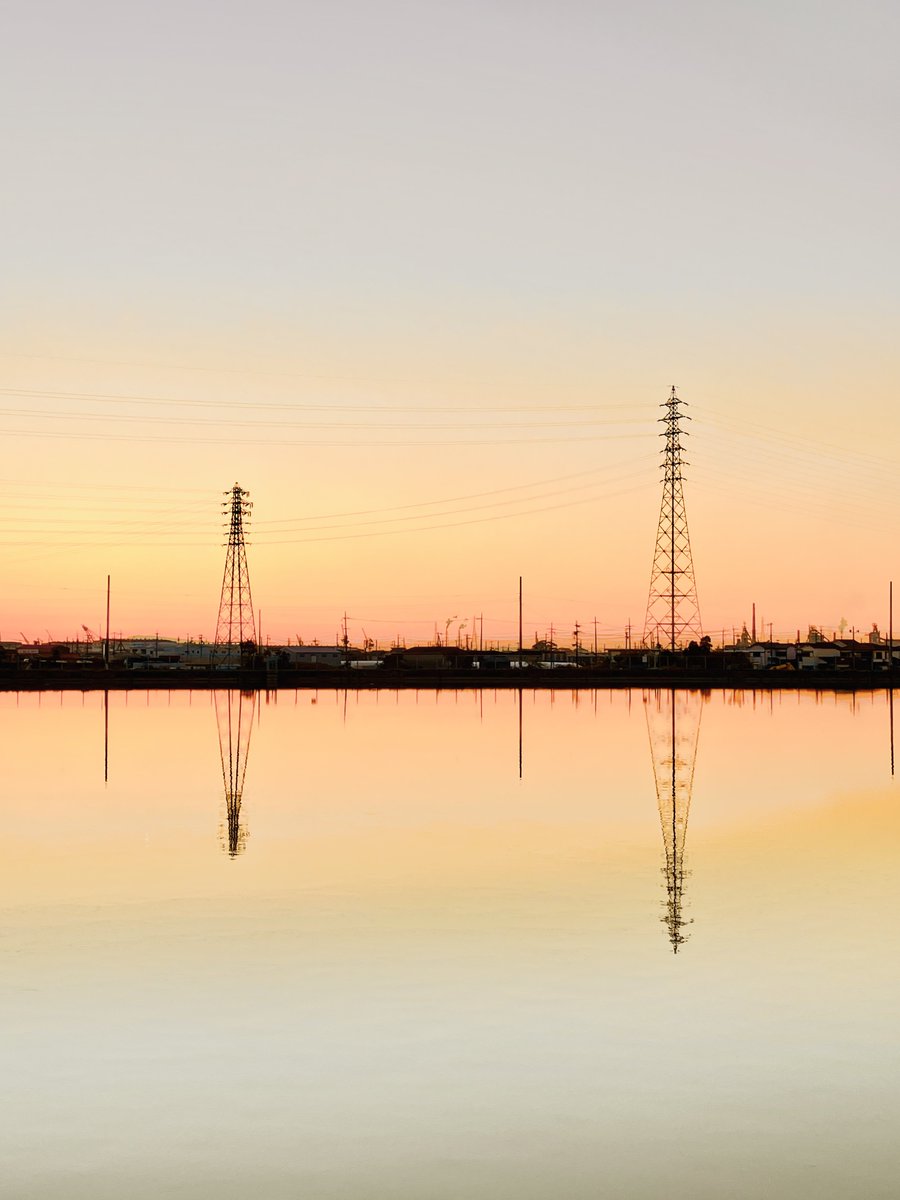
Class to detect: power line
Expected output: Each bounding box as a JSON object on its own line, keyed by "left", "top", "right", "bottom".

{"left": 0, "top": 385, "right": 648, "bottom": 416}
{"left": 0, "top": 478, "right": 656, "bottom": 551}
{"left": 0, "top": 424, "right": 652, "bottom": 448}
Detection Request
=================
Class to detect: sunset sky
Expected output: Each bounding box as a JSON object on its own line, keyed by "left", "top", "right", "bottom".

{"left": 2, "top": 0, "right": 898, "bottom": 646}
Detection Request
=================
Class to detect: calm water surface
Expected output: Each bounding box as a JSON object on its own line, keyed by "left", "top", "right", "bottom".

{"left": 3, "top": 687, "right": 899, "bottom": 1198}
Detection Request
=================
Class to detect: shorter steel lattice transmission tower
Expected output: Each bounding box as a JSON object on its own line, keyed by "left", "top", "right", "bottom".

{"left": 214, "top": 483, "right": 257, "bottom": 663}
{"left": 643, "top": 387, "right": 702, "bottom": 650}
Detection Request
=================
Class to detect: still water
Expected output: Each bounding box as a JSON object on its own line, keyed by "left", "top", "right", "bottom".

{"left": 3, "top": 687, "right": 899, "bottom": 1199}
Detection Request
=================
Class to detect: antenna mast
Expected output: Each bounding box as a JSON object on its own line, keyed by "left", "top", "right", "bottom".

{"left": 214, "top": 483, "right": 257, "bottom": 661}
{"left": 643, "top": 387, "right": 702, "bottom": 650}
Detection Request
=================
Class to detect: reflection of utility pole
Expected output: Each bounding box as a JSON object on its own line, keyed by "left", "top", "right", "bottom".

{"left": 518, "top": 687, "right": 523, "bottom": 779}
{"left": 645, "top": 687, "right": 702, "bottom": 952}
{"left": 103, "top": 688, "right": 109, "bottom": 783}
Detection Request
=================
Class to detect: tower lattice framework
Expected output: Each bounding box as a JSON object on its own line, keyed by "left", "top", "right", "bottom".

{"left": 214, "top": 483, "right": 256, "bottom": 660}
{"left": 643, "top": 387, "right": 702, "bottom": 649}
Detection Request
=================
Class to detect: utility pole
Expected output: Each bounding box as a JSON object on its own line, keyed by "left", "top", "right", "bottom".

{"left": 593, "top": 616, "right": 598, "bottom": 658}
{"left": 888, "top": 581, "right": 895, "bottom": 774}
{"left": 518, "top": 576, "right": 523, "bottom": 657}
{"left": 643, "top": 387, "right": 702, "bottom": 651}
{"left": 104, "top": 574, "right": 110, "bottom": 670}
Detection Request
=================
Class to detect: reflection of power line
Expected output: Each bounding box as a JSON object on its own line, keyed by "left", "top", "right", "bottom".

{"left": 645, "top": 688, "right": 702, "bottom": 952}
{"left": 215, "top": 689, "right": 256, "bottom": 858}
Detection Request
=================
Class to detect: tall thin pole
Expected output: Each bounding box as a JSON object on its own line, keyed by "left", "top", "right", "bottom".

{"left": 104, "top": 574, "right": 110, "bottom": 669}
{"left": 890, "top": 580, "right": 895, "bottom": 777}
{"left": 518, "top": 576, "right": 523, "bottom": 657}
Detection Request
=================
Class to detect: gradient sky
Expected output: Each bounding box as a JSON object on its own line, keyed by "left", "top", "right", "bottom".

{"left": 1, "top": 1, "right": 898, "bottom": 645}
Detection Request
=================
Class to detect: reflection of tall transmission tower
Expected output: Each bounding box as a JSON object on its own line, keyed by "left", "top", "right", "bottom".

{"left": 214, "top": 483, "right": 256, "bottom": 663}
{"left": 215, "top": 689, "right": 256, "bottom": 857}
{"left": 645, "top": 688, "right": 702, "bottom": 952}
{"left": 643, "top": 387, "right": 702, "bottom": 649}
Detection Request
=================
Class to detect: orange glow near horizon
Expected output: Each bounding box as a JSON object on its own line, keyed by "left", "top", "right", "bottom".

{"left": 2, "top": 348, "right": 899, "bottom": 650}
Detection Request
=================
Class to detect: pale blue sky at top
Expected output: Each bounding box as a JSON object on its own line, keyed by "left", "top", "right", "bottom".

{"left": 4, "top": 0, "right": 897, "bottom": 332}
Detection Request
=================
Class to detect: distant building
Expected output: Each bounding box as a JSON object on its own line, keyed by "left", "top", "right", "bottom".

{"left": 282, "top": 645, "right": 343, "bottom": 668}
{"left": 380, "top": 646, "right": 475, "bottom": 670}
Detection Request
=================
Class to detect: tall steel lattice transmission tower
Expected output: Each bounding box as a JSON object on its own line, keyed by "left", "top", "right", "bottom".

{"left": 214, "top": 482, "right": 257, "bottom": 661}
{"left": 643, "top": 387, "right": 702, "bottom": 650}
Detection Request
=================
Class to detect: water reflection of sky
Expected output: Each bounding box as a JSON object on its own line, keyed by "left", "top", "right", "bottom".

{"left": 3, "top": 689, "right": 899, "bottom": 1198}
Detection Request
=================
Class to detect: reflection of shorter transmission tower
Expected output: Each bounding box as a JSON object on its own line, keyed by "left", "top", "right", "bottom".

{"left": 215, "top": 689, "right": 256, "bottom": 857}
{"left": 644, "top": 688, "right": 702, "bottom": 952}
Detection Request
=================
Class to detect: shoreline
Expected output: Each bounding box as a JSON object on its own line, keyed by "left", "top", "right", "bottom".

{"left": 2, "top": 667, "right": 898, "bottom": 693}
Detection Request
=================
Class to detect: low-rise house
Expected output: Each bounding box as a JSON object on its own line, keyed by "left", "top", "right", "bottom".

{"left": 797, "top": 643, "right": 841, "bottom": 670}
{"left": 833, "top": 640, "right": 899, "bottom": 670}
{"left": 747, "top": 642, "right": 797, "bottom": 670}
